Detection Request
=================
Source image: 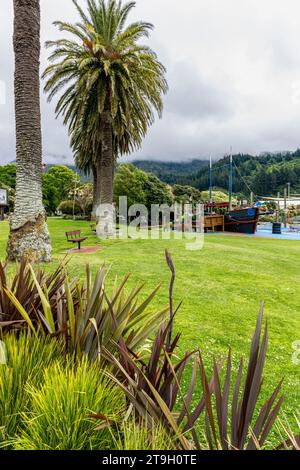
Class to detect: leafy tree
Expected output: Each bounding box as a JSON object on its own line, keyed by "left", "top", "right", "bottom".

{"left": 58, "top": 184, "right": 93, "bottom": 217}
{"left": 70, "top": 183, "right": 93, "bottom": 217}
{"left": 43, "top": 0, "right": 167, "bottom": 233}
{"left": 113, "top": 164, "right": 173, "bottom": 210}
{"left": 0, "top": 164, "right": 17, "bottom": 189}
{"left": 172, "top": 184, "right": 202, "bottom": 203}
{"left": 42, "top": 165, "right": 78, "bottom": 214}
{"left": 144, "top": 174, "right": 173, "bottom": 207}
{"left": 7, "top": 0, "right": 51, "bottom": 262}
{"left": 114, "top": 164, "right": 148, "bottom": 208}
{"left": 0, "top": 165, "right": 16, "bottom": 212}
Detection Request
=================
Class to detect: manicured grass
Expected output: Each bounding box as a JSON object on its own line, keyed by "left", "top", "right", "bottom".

{"left": 1, "top": 217, "right": 300, "bottom": 421}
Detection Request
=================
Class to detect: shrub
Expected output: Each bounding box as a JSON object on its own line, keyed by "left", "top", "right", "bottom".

{"left": 1, "top": 260, "right": 168, "bottom": 364}
{"left": 0, "top": 259, "right": 67, "bottom": 331}
{"left": 111, "top": 419, "right": 177, "bottom": 450}
{"left": 58, "top": 200, "right": 81, "bottom": 216}
{"left": 14, "top": 359, "right": 123, "bottom": 450}
{"left": 0, "top": 333, "right": 62, "bottom": 447}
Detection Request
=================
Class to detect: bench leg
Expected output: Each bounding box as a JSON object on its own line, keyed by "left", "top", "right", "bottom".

{"left": 78, "top": 241, "right": 81, "bottom": 250}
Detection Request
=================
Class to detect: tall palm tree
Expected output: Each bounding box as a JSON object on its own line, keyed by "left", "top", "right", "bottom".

{"left": 43, "top": 0, "right": 167, "bottom": 234}
{"left": 7, "top": 0, "right": 51, "bottom": 261}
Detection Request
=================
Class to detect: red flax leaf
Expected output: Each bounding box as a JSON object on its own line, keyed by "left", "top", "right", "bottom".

{"left": 198, "top": 352, "right": 219, "bottom": 450}
{"left": 221, "top": 350, "right": 231, "bottom": 449}
{"left": 259, "top": 395, "right": 284, "bottom": 447}
{"left": 177, "top": 357, "right": 198, "bottom": 426}
{"left": 213, "top": 356, "right": 223, "bottom": 445}
{"left": 184, "top": 369, "right": 217, "bottom": 432}
{"left": 164, "top": 351, "right": 202, "bottom": 450}
{"left": 89, "top": 412, "right": 115, "bottom": 430}
{"left": 247, "top": 379, "right": 283, "bottom": 450}
{"left": 231, "top": 358, "right": 243, "bottom": 448}
{"left": 240, "top": 321, "right": 268, "bottom": 448}
{"left": 165, "top": 249, "right": 175, "bottom": 353}
{"left": 237, "top": 304, "right": 264, "bottom": 446}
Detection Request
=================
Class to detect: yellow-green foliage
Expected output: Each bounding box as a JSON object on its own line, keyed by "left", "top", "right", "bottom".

{"left": 201, "top": 190, "right": 237, "bottom": 204}
{"left": 0, "top": 333, "right": 63, "bottom": 447}
{"left": 13, "top": 359, "right": 124, "bottom": 450}
{"left": 112, "top": 420, "right": 177, "bottom": 451}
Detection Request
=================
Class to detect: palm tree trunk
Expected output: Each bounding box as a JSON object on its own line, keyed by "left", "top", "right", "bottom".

{"left": 7, "top": 0, "right": 51, "bottom": 262}
{"left": 96, "top": 99, "right": 115, "bottom": 237}
{"left": 91, "top": 163, "right": 100, "bottom": 220}
{"left": 91, "top": 165, "right": 97, "bottom": 219}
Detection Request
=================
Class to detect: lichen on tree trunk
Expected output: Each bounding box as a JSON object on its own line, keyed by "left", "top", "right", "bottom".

{"left": 7, "top": 213, "right": 51, "bottom": 262}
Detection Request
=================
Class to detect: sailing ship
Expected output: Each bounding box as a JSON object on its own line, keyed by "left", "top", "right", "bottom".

{"left": 206, "top": 154, "right": 259, "bottom": 234}
{"left": 204, "top": 202, "right": 259, "bottom": 234}
{"left": 224, "top": 206, "right": 259, "bottom": 234}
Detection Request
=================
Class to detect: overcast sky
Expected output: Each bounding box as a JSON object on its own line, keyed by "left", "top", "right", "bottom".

{"left": 1, "top": 0, "right": 300, "bottom": 164}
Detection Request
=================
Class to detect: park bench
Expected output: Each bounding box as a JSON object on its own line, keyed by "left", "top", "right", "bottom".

{"left": 65, "top": 230, "right": 87, "bottom": 250}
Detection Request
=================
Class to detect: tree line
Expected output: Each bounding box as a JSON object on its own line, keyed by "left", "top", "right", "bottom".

{"left": 2, "top": 163, "right": 232, "bottom": 218}
{"left": 144, "top": 151, "right": 300, "bottom": 198}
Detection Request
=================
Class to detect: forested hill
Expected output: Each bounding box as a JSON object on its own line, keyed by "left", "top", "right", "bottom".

{"left": 133, "top": 150, "right": 300, "bottom": 197}
{"left": 190, "top": 150, "right": 300, "bottom": 197}
{"left": 131, "top": 159, "right": 208, "bottom": 184}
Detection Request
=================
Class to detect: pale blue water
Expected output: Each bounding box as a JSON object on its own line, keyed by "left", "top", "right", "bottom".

{"left": 256, "top": 224, "right": 300, "bottom": 240}
{"left": 206, "top": 223, "right": 300, "bottom": 240}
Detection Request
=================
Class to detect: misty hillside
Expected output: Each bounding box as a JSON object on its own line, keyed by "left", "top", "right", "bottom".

{"left": 131, "top": 159, "right": 208, "bottom": 184}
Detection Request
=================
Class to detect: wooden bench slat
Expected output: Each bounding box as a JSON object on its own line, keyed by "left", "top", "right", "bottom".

{"left": 65, "top": 230, "right": 87, "bottom": 250}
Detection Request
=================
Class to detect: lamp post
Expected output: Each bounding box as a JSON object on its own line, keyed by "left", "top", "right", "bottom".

{"left": 72, "top": 177, "right": 79, "bottom": 221}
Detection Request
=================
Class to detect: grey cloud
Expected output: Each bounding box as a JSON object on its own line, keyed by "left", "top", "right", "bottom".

{"left": 1, "top": 0, "right": 300, "bottom": 165}
{"left": 165, "top": 62, "right": 235, "bottom": 121}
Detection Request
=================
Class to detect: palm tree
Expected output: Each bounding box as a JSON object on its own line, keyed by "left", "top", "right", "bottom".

{"left": 7, "top": 0, "right": 51, "bottom": 261}
{"left": 43, "top": 0, "right": 167, "bottom": 234}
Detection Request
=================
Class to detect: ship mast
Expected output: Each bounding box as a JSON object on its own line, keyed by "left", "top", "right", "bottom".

{"left": 209, "top": 155, "right": 213, "bottom": 204}
{"left": 229, "top": 147, "right": 233, "bottom": 211}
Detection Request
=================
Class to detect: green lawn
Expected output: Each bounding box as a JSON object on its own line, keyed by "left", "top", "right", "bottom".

{"left": 1, "top": 217, "right": 300, "bottom": 420}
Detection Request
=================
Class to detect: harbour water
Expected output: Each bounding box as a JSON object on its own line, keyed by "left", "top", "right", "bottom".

{"left": 256, "top": 223, "right": 300, "bottom": 240}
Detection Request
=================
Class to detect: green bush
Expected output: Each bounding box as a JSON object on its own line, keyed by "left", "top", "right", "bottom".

{"left": 58, "top": 200, "right": 82, "bottom": 216}
{"left": 14, "top": 359, "right": 123, "bottom": 450}
{"left": 112, "top": 420, "right": 177, "bottom": 450}
{"left": 43, "top": 165, "right": 78, "bottom": 214}
{"left": 2, "top": 261, "right": 167, "bottom": 364}
{"left": 0, "top": 333, "right": 63, "bottom": 447}
{"left": 114, "top": 164, "right": 173, "bottom": 209}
